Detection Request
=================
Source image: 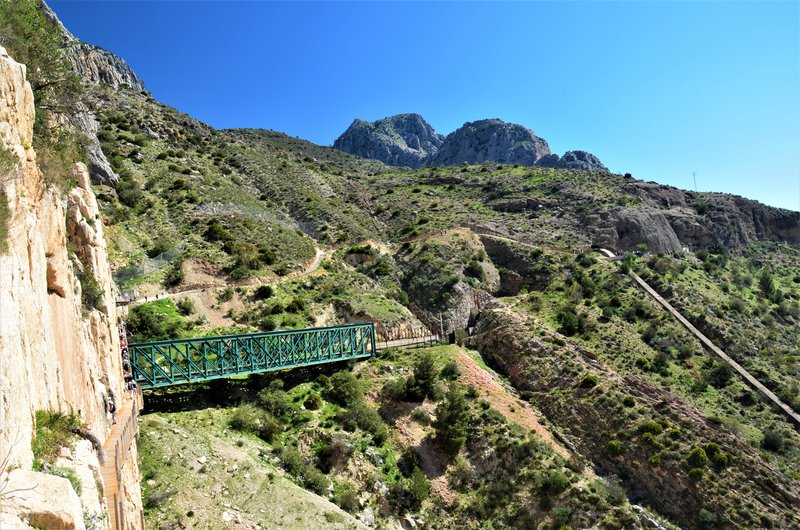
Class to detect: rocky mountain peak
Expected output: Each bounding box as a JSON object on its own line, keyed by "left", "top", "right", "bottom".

{"left": 40, "top": 0, "right": 147, "bottom": 93}
{"left": 429, "top": 118, "right": 551, "bottom": 167}
{"left": 333, "top": 114, "right": 608, "bottom": 172}
{"left": 333, "top": 113, "right": 444, "bottom": 168}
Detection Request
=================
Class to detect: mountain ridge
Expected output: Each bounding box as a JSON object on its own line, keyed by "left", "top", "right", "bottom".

{"left": 334, "top": 113, "right": 610, "bottom": 172}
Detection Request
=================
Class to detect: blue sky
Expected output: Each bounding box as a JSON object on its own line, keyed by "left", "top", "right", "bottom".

{"left": 50, "top": 1, "right": 799, "bottom": 211}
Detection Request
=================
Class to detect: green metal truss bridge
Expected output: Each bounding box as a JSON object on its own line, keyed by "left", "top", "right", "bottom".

{"left": 130, "top": 323, "right": 377, "bottom": 389}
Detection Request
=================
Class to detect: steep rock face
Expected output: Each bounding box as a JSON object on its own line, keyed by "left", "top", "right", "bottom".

{"left": 41, "top": 0, "right": 147, "bottom": 93}
{"left": 429, "top": 119, "right": 551, "bottom": 166}
{"left": 333, "top": 114, "right": 444, "bottom": 168}
{"left": 555, "top": 150, "right": 608, "bottom": 172}
{"left": 0, "top": 46, "right": 142, "bottom": 528}
{"left": 623, "top": 181, "right": 800, "bottom": 249}
{"left": 69, "top": 103, "right": 119, "bottom": 186}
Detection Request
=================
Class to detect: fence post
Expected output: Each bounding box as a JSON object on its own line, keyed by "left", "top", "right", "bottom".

{"left": 439, "top": 313, "right": 445, "bottom": 344}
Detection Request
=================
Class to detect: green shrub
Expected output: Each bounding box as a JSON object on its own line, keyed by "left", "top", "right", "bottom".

{"left": 433, "top": 384, "right": 468, "bottom": 456}
{"left": 303, "top": 392, "right": 322, "bottom": 410}
{"left": 77, "top": 268, "right": 104, "bottom": 311}
{"left": 332, "top": 482, "right": 359, "bottom": 513}
{"left": 688, "top": 467, "right": 705, "bottom": 481}
{"left": 578, "top": 373, "right": 598, "bottom": 389}
{"left": 537, "top": 469, "right": 570, "bottom": 496}
{"left": 278, "top": 446, "right": 305, "bottom": 476}
{"left": 217, "top": 287, "right": 234, "bottom": 302}
{"left": 637, "top": 420, "right": 663, "bottom": 436}
{"left": 230, "top": 404, "right": 264, "bottom": 432}
{"left": 302, "top": 467, "right": 329, "bottom": 495}
{"left": 326, "top": 371, "right": 362, "bottom": 406}
{"left": 254, "top": 285, "right": 273, "bottom": 300}
{"left": 336, "top": 401, "right": 387, "bottom": 444}
{"left": 163, "top": 259, "right": 184, "bottom": 288}
{"left": 32, "top": 410, "right": 82, "bottom": 469}
{"left": 622, "top": 396, "right": 636, "bottom": 407}
{"left": 762, "top": 430, "right": 784, "bottom": 452}
{"left": 258, "top": 388, "right": 289, "bottom": 417}
{"left": 606, "top": 439, "right": 623, "bottom": 456}
{"left": 175, "top": 298, "right": 194, "bottom": 316}
{"left": 440, "top": 360, "right": 461, "bottom": 380}
{"left": 381, "top": 377, "right": 408, "bottom": 401}
{"left": 687, "top": 447, "right": 709, "bottom": 468}
{"left": 408, "top": 466, "right": 430, "bottom": 507}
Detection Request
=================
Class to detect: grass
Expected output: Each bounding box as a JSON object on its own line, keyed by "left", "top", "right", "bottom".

{"left": 32, "top": 410, "right": 82, "bottom": 470}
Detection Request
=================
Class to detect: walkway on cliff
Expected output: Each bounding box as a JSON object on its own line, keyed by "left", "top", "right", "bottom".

{"left": 598, "top": 248, "right": 800, "bottom": 429}
{"left": 100, "top": 391, "right": 143, "bottom": 530}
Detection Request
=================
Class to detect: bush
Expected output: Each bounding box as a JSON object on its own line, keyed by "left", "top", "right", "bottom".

{"left": 606, "top": 439, "right": 623, "bottom": 456}
{"left": 176, "top": 298, "right": 194, "bottom": 316}
{"left": 762, "top": 430, "right": 784, "bottom": 452}
{"left": 433, "top": 384, "right": 469, "bottom": 456}
{"left": 254, "top": 285, "right": 273, "bottom": 300}
{"left": 687, "top": 446, "right": 709, "bottom": 468}
{"left": 537, "top": 469, "right": 570, "bottom": 496}
{"left": 326, "top": 371, "right": 362, "bottom": 406}
{"left": 637, "top": 420, "right": 663, "bottom": 436}
{"left": 381, "top": 377, "right": 408, "bottom": 401}
{"left": 32, "top": 410, "right": 82, "bottom": 469}
{"left": 304, "top": 392, "right": 322, "bottom": 410}
{"left": 337, "top": 402, "right": 387, "bottom": 444}
{"left": 77, "top": 268, "right": 104, "bottom": 311}
{"left": 440, "top": 360, "right": 461, "bottom": 380}
{"left": 408, "top": 466, "right": 430, "bottom": 508}
{"left": 163, "top": 259, "right": 184, "bottom": 288}
{"left": 578, "top": 373, "right": 598, "bottom": 388}
{"left": 704, "top": 443, "right": 729, "bottom": 468}
{"left": 258, "top": 388, "right": 289, "bottom": 417}
{"left": 332, "top": 482, "right": 359, "bottom": 513}
{"left": 278, "top": 446, "right": 305, "bottom": 476}
{"left": 303, "top": 467, "right": 329, "bottom": 495}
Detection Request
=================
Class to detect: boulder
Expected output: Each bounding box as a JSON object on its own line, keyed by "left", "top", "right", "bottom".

{"left": 3, "top": 470, "right": 86, "bottom": 530}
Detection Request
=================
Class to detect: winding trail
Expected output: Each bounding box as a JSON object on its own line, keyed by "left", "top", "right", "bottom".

{"left": 599, "top": 248, "right": 800, "bottom": 429}
{"left": 126, "top": 247, "right": 326, "bottom": 306}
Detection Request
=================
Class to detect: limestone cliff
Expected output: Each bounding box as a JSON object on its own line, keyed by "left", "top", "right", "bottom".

{"left": 0, "top": 46, "right": 143, "bottom": 529}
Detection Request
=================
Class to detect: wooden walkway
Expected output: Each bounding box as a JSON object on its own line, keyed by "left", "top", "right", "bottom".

{"left": 100, "top": 391, "right": 143, "bottom": 529}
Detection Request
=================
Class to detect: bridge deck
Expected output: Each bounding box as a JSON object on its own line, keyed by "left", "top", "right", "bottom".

{"left": 130, "top": 322, "right": 377, "bottom": 389}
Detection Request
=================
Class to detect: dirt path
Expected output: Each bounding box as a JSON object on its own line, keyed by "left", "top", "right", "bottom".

{"left": 455, "top": 351, "right": 571, "bottom": 459}
{"left": 129, "top": 247, "right": 326, "bottom": 306}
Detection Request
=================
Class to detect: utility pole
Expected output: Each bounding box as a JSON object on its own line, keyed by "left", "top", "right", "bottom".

{"left": 692, "top": 171, "right": 698, "bottom": 193}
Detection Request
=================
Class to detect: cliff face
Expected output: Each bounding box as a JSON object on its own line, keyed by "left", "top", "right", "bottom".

{"left": 40, "top": 0, "right": 147, "bottom": 93}
{"left": 333, "top": 114, "right": 444, "bottom": 168}
{"left": 0, "top": 46, "right": 142, "bottom": 529}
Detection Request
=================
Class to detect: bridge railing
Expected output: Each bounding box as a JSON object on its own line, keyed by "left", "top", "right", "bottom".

{"left": 130, "top": 322, "right": 376, "bottom": 389}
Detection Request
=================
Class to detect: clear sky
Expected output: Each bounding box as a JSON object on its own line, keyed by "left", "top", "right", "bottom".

{"left": 50, "top": 1, "right": 800, "bottom": 211}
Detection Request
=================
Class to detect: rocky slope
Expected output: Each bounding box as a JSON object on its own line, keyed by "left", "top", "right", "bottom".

{"left": 333, "top": 114, "right": 444, "bottom": 169}
{"left": 0, "top": 45, "right": 142, "bottom": 529}
{"left": 333, "top": 114, "right": 610, "bottom": 171}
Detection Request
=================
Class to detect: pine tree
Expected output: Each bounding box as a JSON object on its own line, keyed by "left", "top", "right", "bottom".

{"left": 433, "top": 383, "right": 468, "bottom": 456}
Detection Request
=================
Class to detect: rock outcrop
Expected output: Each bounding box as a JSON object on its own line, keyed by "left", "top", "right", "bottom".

{"left": 333, "top": 114, "right": 444, "bottom": 168}
{"left": 0, "top": 46, "right": 142, "bottom": 528}
{"left": 333, "top": 114, "right": 610, "bottom": 171}
{"left": 429, "top": 119, "right": 551, "bottom": 167}
{"left": 554, "top": 150, "right": 609, "bottom": 171}
{"left": 41, "top": 0, "right": 147, "bottom": 93}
